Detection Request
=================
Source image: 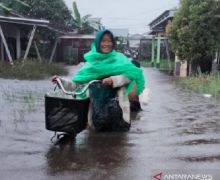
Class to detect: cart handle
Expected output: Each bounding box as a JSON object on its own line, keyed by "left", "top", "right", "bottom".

{"left": 55, "top": 78, "right": 101, "bottom": 96}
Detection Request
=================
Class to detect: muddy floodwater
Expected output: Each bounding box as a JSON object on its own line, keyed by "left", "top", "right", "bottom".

{"left": 0, "top": 67, "right": 220, "bottom": 180}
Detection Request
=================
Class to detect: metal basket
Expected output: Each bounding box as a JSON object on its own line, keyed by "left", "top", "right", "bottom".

{"left": 45, "top": 94, "right": 90, "bottom": 134}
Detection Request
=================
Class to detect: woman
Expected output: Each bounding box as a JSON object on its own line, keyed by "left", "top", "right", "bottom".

{"left": 53, "top": 29, "right": 145, "bottom": 131}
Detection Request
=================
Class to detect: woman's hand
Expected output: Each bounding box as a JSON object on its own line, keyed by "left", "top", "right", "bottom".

{"left": 102, "top": 77, "right": 113, "bottom": 86}
{"left": 51, "top": 75, "right": 59, "bottom": 84}
{"left": 51, "top": 75, "right": 62, "bottom": 88}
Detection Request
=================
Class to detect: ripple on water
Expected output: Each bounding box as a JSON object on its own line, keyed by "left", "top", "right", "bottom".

{"left": 178, "top": 127, "right": 207, "bottom": 135}
{"left": 179, "top": 139, "right": 220, "bottom": 146}
{"left": 178, "top": 155, "right": 220, "bottom": 162}
{"left": 176, "top": 120, "right": 220, "bottom": 135}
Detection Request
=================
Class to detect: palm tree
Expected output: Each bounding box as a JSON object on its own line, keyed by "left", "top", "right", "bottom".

{"left": 72, "top": 1, "right": 94, "bottom": 34}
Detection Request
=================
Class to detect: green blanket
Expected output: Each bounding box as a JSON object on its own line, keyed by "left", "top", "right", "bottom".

{"left": 72, "top": 43, "right": 145, "bottom": 95}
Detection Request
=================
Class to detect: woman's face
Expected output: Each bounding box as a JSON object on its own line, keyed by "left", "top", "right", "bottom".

{"left": 100, "top": 34, "right": 113, "bottom": 53}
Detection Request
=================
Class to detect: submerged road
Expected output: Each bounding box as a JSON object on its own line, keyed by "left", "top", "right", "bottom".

{"left": 0, "top": 67, "right": 220, "bottom": 180}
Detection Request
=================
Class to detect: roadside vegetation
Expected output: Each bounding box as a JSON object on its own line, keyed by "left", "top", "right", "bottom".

{"left": 0, "top": 59, "right": 68, "bottom": 80}
{"left": 177, "top": 73, "right": 220, "bottom": 99}
{"left": 141, "top": 58, "right": 220, "bottom": 99}
{"left": 141, "top": 59, "right": 175, "bottom": 71}
{"left": 167, "top": 0, "right": 220, "bottom": 74}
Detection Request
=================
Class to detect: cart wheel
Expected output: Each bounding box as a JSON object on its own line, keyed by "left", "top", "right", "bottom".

{"left": 54, "top": 133, "right": 76, "bottom": 145}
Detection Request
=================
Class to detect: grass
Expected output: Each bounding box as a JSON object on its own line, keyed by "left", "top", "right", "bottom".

{"left": 1, "top": 87, "right": 41, "bottom": 112}
{"left": 140, "top": 59, "right": 175, "bottom": 71}
{"left": 1, "top": 87, "right": 44, "bottom": 128}
{"left": 140, "top": 59, "right": 153, "bottom": 67}
{"left": 0, "top": 59, "right": 68, "bottom": 80}
{"left": 177, "top": 73, "right": 220, "bottom": 99}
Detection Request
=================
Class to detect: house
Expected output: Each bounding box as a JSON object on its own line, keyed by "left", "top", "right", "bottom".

{"left": 0, "top": 15, "right": 95, "bottom": 65}
{"left": 0, "top": 15, "right": 50, "bottom": 64}
{"left": 149, "top": 9, "right": 185, "bottom": 75}
{"left": 55, "top": 17, "right": 105, "bottom": 64}
{"left": 146, "top": 9, "right": 177, "bottom": 72}
{"left": 56, "top": 34, "right": 95, "bottom": 64}
{"left": 148, "top": 9, "right": 176, "bottom": 36}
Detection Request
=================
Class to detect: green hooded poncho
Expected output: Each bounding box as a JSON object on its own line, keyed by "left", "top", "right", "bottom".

{"left": 72, "top": 30, "right": 145, "bottom": 95}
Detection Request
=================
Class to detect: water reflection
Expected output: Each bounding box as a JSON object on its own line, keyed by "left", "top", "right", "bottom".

{"left": 1, "top": 68, "right": 220, "bottom": 180}
{"left": 180, "top": 139, "right": 220, "bottom": 146}
{"left": 46, "top": 131, "right": 129, "bottom": 176}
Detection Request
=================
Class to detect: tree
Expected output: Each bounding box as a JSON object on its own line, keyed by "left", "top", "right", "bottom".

{"left": 0, "top": 0, "right": 30, "bottom": 16}
{"left": 72, "top": 1, "right": 94, "bottom": 34}
{"left": 167, "top": 0, "right": 220, "bottom": 74}
{"left": 22, "top": 0, "right": 75, "bottom": 30}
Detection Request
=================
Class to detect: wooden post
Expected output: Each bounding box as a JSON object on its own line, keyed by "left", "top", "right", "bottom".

{"left": 23, "top": 25, "right": 37, "bottom": 60}
{"left": 16, "top": 29, "right": 21, "bottom": 59}
{"left": 0, "top": 25, "right": 14, "bottom": 65}
{"left": 174, "top": 54, "right": 187, "bottom": 77}
{"left": 34, "top": 41, "right": 42, "bottom": 62}
{"left": 49, "top": 39, "right": 58, "bottom": 63}
{"left": 180, "top": 61, "right": 188, "bottom": 77}
{"left": 156, "top": 35, "right": 161, "bottom": 68}
{"left": 0, "top": 36, "right": 4, "bottom": 61}
{"left": 164, "top": 37, "right": 172, "bottom": 73}
{"left": 217, "top": 51, "right": 220, "bottom": 68}
{"left": 151, "top": 36, "right": 155, "bottom": 67}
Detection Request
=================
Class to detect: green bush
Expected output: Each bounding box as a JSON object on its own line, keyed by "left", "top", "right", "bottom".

{"left": 140, "top": 59, "right": 152, "bottom": 67}
{"left": 0, "top": 59, "right": 68, "bottom": 80}
{"left": 140, "top": 59, "right": 174, "bottom": 70}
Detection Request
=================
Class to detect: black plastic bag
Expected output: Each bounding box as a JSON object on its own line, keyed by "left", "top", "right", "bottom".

{"left": 45, "top": 95, "right": 90, "bottom": 134}
{"left": 89, "top": 82, "right": 130, "bottom": 132}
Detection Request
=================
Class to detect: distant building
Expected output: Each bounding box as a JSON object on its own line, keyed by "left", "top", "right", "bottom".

{"left": 88, "top": 17, "right": 104, "bottom": 32}
{"left": 129, "top": 34, "right": 144, "bottom": 49}
{"left": 56, "top": 17, "right": 103, "bottom": 64}
{"left": 109, "top": 28, "right": 129, "bottom": 38}
{"left": 109, "top": 28, "right": 129, "bottom": 51}
{"left": 56, "top": 34, "right": 95, "bottom": 64}
{"left": 135, "top": 9, "right": 178, "bottom": 71}
{"left": 139, "top": 35, "right": 153, "bottom": 60}
{"left": 148, "top": 9, "right": 187, "bottom": 76}
{"left": 148, "top": 9, "right": 177, "bottom": 36}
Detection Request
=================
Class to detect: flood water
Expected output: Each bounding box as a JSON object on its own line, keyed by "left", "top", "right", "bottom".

{"left": 0, "top": 67, "right": 220, "bottom": 180}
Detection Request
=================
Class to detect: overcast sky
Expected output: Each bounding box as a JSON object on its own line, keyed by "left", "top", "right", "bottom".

{"left": 64, "top": 0, "right": 180, "bottom": 34}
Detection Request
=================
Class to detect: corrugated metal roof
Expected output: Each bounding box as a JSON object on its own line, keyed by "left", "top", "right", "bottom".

{"left": 0, "top": 15, "right": 49, "bottom": 27}
{"left": 148, "top": 9, "right": 177, "bottom": 28}
{"left": 59, "top": 34, "right": 95, "bottom": 39}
